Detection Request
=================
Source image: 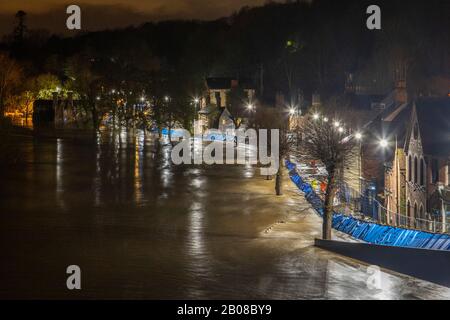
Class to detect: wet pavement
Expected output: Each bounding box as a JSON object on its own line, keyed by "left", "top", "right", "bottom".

{"left": 1, "top": 129, "right": 449, "bottom": 299}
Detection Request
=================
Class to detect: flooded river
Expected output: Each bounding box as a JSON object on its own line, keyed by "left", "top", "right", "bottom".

{"left": 1, "top": 129, "right": 449, "bottom": 299}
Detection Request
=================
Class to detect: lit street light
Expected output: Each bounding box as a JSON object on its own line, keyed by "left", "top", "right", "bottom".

{"left": 334, "top": 121, "right": 340, "bottom": 128}
{"left": 379, "top": 139, "right": 388, "bottom": 148}
{"left": 355, "top": 132, "right": 363, "bottom": 140}
{"left": 323, "top": 117, "right": 329, "bottom": 122}
{"left": 246, "top": 103, "right": 254, "bottom": 111}
{"left": 313, "top": 113, "right": 319, "bottom": 120}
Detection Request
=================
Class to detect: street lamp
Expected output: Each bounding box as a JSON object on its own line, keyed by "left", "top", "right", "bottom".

{"left": 355, "top": 132, "right": 363, "bottom": 140}
{"left": 289, "top": 108, "right": 296, "bottom": 116}
{"left": 164, "top": 96, "right": 170, "bottom": 102}
{"left": 338, "top": 127, "right": 344, "bottom": 133}
{"left": 334, "top": 121, "right": 340, "bottom": 128}
{"left": 312, "top": 113, "right": 320, "bottom": 120}
{"left": 246, "top": 103, "right": 254, "bottom": 111}
{"left": 379, "top": 138, "right": 388, "bottom": 148}
{"left": 323, "top": 117, "right": 329, "bottom": 122}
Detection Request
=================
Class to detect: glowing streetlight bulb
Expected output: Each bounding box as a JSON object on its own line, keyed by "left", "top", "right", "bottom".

{"left": 323, "top": 117, "right": 329, "bottom": 122}
{"left": 289, "top": 108, "right": 296, "bottom": 115}
{"left": 338, "top": 127, "right": 344, "bottom": 133}
{"left": 164, "top": 96, "right": 170, "bottom": 102}
{"left": 247, "top": 103, "right": 254, "bottom": 111}
{"left": 379, "top": 139, "right": 388, "bottom": 148}
{"left": 334, "top": 121, "right": 340, "bottom": 128}
{"left": 313, "top": 113, "right": 319, "bottom": 120}
{"left": 140, "top": 96, "right": 145, "bottom": 102}
{"left": 111, "top": 89, "right": 116, "bottom": 94}
{"left": 355, "top": 132, "right": 363, "bottom": 140}
{"left": 193, "top": 97, "right": 200, "bottom": 104}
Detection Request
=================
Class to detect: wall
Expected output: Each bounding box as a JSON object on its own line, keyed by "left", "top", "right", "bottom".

{"left": 315, "top": 238, "right": 450, "bottom": 288}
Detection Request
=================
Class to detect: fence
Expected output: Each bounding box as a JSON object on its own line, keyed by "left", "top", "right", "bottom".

{"left": 335, "top": 179, "right": 449, "bottom": 234}
{"left": 286, "top": 159, "right": 450, "bottom": 251}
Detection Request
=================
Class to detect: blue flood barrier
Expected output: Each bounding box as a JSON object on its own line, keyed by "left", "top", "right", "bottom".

{"left": 285, "top": 159, "right": 450, "bottom": 251}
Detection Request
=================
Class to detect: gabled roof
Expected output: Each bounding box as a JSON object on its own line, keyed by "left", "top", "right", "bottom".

{"left": 415, "top": 97, "right": 450, "bottom": 157}
{"left": 212, "top": 107, "right": 234, "bottom": 129}
{"left": 378, "top": 97, "right": 450, "bottom": 158}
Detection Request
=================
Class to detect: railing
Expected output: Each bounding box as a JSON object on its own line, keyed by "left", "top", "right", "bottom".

{"left": 294, "top": 162, "right": 450, "bottom": 235}
{"left": 286, "top": 159, "right": 450, "bottom": 250}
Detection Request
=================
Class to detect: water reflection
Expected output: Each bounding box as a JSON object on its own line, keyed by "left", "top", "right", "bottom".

{"left": 56, "top": 138, "right": 65, "bottom": 210}
{"left": 134, "top": 130, "right": 145, "bottom": 205}
{"left": 1, "top": 129, "right": 450, "bottom": 299}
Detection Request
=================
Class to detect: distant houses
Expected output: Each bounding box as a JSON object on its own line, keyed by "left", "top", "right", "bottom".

{"left": 350, "top": 73, "right": 450, "bottom": 230}
{"left": 381, "top": 97, "right": 450, "bottom": 230}
{"left": 197, "top": 77, "right": 256, "bottom": 133}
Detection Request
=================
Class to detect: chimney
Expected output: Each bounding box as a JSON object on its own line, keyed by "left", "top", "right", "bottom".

{"left": 275, "top": 92, "right": 285, "bottom": 108}
{"left": 312, "top": 93, "right": 321, "bottom": 107}
{"left": 345, "top": 73, "right": 355, "bottom": 94}
{"left": 394, "top": 67, "right": 408, "bottom": 105}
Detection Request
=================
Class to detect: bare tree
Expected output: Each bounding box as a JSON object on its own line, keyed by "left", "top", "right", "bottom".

{"left": 0, "top": 53, "right": 22, "bottom": 118}
{"left": 249, "top": 106, "right": 296, "bottom": 196}
{"left": 295, "top": 110, "right": 356, "bottom": 240}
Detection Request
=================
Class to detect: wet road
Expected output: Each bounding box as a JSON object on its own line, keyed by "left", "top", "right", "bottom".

{"left": 1, "top": 129, "right": 449, "bottom": 299}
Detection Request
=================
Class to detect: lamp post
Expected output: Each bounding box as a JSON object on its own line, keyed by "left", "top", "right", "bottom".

{"left": 193, "top": 97, "right": 200, "bottom": 133}
{"left": 355, "top": 132, "right": 363, "bottom": 201}
{"left": 378, "top": 138, "right": 389, "bottom": 224}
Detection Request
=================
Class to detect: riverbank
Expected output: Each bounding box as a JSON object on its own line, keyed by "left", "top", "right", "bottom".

{"left": 0, "top": 132, "right": 449, "bottom": 299}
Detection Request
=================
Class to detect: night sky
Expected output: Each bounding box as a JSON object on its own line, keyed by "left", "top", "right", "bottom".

{"left": 0, "top": 0, "right": 275, "bottom": 36}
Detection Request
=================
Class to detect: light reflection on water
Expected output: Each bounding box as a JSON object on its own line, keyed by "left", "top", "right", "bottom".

{"left": 1, "top": 128, "right": 450, "bottom": 299}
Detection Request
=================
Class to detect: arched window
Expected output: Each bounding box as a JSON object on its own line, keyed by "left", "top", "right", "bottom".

{"left": 414, "top": 156, "right": 418, "bottom": 184}
{"left": 408, "top": 155, "right": 412, "bottom": 182}
{"left": 407, "top": 200, "right": 411, "bottom": 217}
{"left": 414, "top": 202, "right": 418, "bottom": 219}
{"left": 420, "top": 158, "right": 425, "bottom": 186}
{"left": 420, "top": 204, "right": 424, "bottom": 219}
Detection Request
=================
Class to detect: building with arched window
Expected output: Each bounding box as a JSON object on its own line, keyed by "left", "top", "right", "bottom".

{"left": 381, "top": 97, "right": 450, "bottom": 230}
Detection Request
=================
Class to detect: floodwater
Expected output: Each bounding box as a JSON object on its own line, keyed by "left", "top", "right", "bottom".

{"left": 1, "top": 129, "right": 449, "bottom": 300}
